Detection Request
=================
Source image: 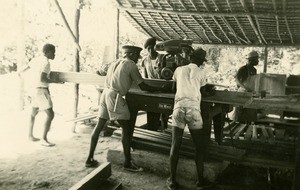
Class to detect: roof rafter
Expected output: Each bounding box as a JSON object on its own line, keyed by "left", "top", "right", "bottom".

{"left": 212, "top": 0, "right": 240, "bottom": 43}
{"left": 239, "top": 0, "right": 263, "bottom": 44}
{"left": 282, "top": 0, "right": 294, "bottom": 43}
{"left": 272, "top": 0, "right": 283, "bottom": 43}
{"left": 175, "top": 14, "right": 203, "bottom": 40}
{"left": 145, "top": 12, "right": 171, "bottom": 39}
{"left": 191, "top": 15, "right": 210, "bottom": 43}
{"left": 226, "top": 0, "right": 251, "bottom": 44}
{"left": 124, "top": 11, "right": 154, "bottom": 39}
{"left": 158, "top": 13, "right": 183, "bottom": 39}
{"left": 252, "top": 0, "right": 268, "bottom": 44}
{"left": 117, "top": 5, "right": 298, "bottom": 17}
{"left": 200, "top": 0, "right": 231, "bottom": 43}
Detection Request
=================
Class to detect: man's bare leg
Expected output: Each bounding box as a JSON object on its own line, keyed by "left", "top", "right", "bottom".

{"left": 28, "top": 107, "right": 40, "bottom": 141}
{"left": 40, "top": 108, "right": 55, "bottom": 147}
{"left": 85, "top": 118, "right": 107, "bottom": 167}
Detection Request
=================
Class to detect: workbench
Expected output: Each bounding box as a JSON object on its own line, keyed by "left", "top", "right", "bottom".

{"left": 50, "top": 71, "right": 300, "bottom": 188}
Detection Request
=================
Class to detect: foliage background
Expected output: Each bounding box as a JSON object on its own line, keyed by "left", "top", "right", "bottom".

{"left": 0, "top": 0, "right": 299, "bottom": 115}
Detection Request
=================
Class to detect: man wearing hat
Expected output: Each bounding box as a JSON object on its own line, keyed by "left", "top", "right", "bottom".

{"left": 167, "top": 48, "right": 213, "bottom": 190}
{"left": 235, "top": 50, "right": 259, "bottom": 92}
{"left": 233, "top": 50, "right": 260, "bottom": 122}
{"left": 85, "top": 45, "right": 166, "bottom": 171}
{"left": 140, "top": 37, "right": 169, "bottom": 131}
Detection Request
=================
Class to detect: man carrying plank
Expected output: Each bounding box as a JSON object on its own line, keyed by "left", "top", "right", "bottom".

{"left": 85, "top": 45, "right": 167, "bottom": 171}
{"left": 18, "top": 43, "right": 63, "bottom": 147}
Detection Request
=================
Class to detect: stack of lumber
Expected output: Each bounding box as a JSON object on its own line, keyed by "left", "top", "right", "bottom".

{"left": 112, "top": 127, "right": 296, "bottom": 169}
{"left": 112, "top": 128, "right": 245, "bottom": 162}
{"left": 222, "top": 121, "right": 297, "bottom": 157}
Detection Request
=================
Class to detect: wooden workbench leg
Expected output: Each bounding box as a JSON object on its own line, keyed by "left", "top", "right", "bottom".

{"left": 293, "top": 129, "right": 300, "bottom": 190}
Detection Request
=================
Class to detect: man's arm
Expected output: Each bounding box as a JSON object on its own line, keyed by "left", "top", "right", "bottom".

{"left": 235, "top": 76, "right": 251, "bottom": 92}
{"left": 40, "top": 72, "right": 63, "bottom": 84}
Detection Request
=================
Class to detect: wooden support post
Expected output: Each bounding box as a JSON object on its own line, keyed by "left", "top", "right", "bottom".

{"left": 69, "top": 162, "right": 111, "bottom": 190}
{"left": 263, "top": 46, "right": 268, "bottom": 73}
{"left": 17, "top": 0, "right": 25, "bottom": 110}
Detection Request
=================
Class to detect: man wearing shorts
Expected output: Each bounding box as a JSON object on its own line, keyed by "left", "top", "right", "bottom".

{"left": 21, "top": 43, "right": 62, "bottom": 147}
{"left": 85, "top": 45, "right": 166, "bottom": 171}
{"left": 167, "top": 48, "right": 213, "bottom": 190}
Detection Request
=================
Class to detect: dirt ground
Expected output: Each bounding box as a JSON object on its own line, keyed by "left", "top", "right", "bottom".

{"left": 0, "top": 109, "right": 294, "bottom": 190}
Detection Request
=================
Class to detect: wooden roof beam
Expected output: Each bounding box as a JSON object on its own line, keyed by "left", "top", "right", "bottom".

{"left": 178, "top": 0, "right": 188, "bottom": 10}
{"left": 200, "top": 0, "right": 231, "bottom": 43}
{"left": 158, "top": 13, "right": 183, "bottom": 39}
{"left": 201, "top": 17, "right": 223, "bottom": 43}
{"left": 191, "top": 15, "right": 211, "bottom": 43}
{"left": 175, "top": 14, "right": 203, "bottom": 41}
{"left": 226, "top": 0, "right": 251, "bottom": 44}
{"left": 272, "top": 0, "right": 283, "bottom": 43}
{"left": 130, "top": 11, "right": 163, "bottom": 40}
{"left": 189, "top": 0, "right": 199, "bottom": 11}
{"left": 283, "top": 0, "right": 294, "bottom": 44}
{"left": 252, "top": 0, "right": 268, "bottom": 44}
{"left": 212, "top": 0, "right": 240, "bottom": 43}
{"left": 146, "top": 12, "right": 172, "bottom": 39}
{"left": 117, "top": 6, "right": 298, "bottom": 17}
{"left": 239, "top": 0, "right": 263, "bottom": 44}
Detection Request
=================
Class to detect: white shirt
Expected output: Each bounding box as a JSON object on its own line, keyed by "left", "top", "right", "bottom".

{"left": 28, "top": 56, "right": 51, "bottom": 88}
{"left": 172, "top": 63, "right": 207, "bottom": 110}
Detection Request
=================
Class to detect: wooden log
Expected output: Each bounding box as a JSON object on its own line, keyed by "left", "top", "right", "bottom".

{"left": 50, "top": 71, "right": 105, "bottom": 86}
{"left": 69, "top": 162, "right": 111, "bottom": 190}
{"left": 266, "top": 127, "right": 275, "bottom": 143}
{"left": 234, "top": 124, "right": 247, "bottom": 139}
{"left": 252, "top": 125, "right": 258, "bottom": 141}
{"left": 244, "top": 124, "right": 253, "bottom": 140}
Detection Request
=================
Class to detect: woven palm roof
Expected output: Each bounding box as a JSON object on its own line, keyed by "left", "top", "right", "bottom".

{"left": 114, "top": 0, "right": 300, "bottom": 46}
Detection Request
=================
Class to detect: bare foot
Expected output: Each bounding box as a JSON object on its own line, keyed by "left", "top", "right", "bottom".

{"left": 40, "top": 140, "right": 55, "bottom": 147}
{"left": 29, "top": 136, "right": 40, "bottom": 142}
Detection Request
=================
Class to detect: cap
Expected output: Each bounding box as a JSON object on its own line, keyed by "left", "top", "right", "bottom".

{"left": 122, "top": 45, "right": 142, "bottom": 54}
{"left": 191, "top": 48, "right": 207, "bottom": 61}
{"left": 144, "top": 37, "right": 156, "bottom": 49}
{"left": 122, "top": 45, "right": 143, "bottom": 59}
{"left": 248, "top": 50, "right": 259, "bottom": 59}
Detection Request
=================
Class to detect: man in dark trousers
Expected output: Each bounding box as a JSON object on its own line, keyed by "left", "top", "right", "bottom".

{"left": 167, "top": 48, "right": 213, "bottom": 190}
{"left": 85, "top": 45, "right": 167, "bottom": 171}
{"left": 140, "top": 37, "right": 168, "bottom": 131}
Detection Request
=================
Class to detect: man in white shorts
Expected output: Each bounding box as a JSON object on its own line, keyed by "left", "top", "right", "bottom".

{"left": 85, "top": 45, "right": 167, "bottom": 171}
{"left": 167, "top": 48, "right": 213, "bottom": 190}
{"left": 20, "top": 43, "right": 62, "bottom": 147}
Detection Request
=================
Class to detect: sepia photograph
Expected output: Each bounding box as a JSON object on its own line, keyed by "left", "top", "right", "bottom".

{"left": 0, "top": 0, "right": 299, "bottom": 189}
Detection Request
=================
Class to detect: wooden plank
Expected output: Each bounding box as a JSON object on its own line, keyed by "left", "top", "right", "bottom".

{"left": 66, "top": 113, "right": 98, "bottom": 122}
{"left": 234, "top": 124, "right": 247, "bottom": 139}
{"left": 244, "top": 125, "right": 253, "bottom": 140}
{"left": 69, "top": 162, "right": 111, "bottom": 190}
{"left": 252, "top": 125, "right": 258, "bottom": 141}
{"left": 259, "top": 125, "right": 269, "bottom": 142}
{"left": 50, "top": 71, "right": 300, "bottom": 112}
{"left": 266, "top": 127, "right": 275, "bottom": 143}
{"left": 50, "top": 71, "right": 106, "bottom": 86}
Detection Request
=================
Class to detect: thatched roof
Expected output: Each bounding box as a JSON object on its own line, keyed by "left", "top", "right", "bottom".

{"left": 114, "top": 0, "right": 300, "bottom": 47}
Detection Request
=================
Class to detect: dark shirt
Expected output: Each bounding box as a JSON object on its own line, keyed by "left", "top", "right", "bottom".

{"left": 236, "top": 64, "right": 257, "bottom": 85}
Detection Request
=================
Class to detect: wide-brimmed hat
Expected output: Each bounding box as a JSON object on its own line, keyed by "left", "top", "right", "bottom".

{"left": 247, "top": 50, "right": 259, "bottom": 59}
{"left": 191, "top": 48, "right": 207, "bottom": 61}
{"left": 144, "top": 37, "right": 156, "bottom": 49}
